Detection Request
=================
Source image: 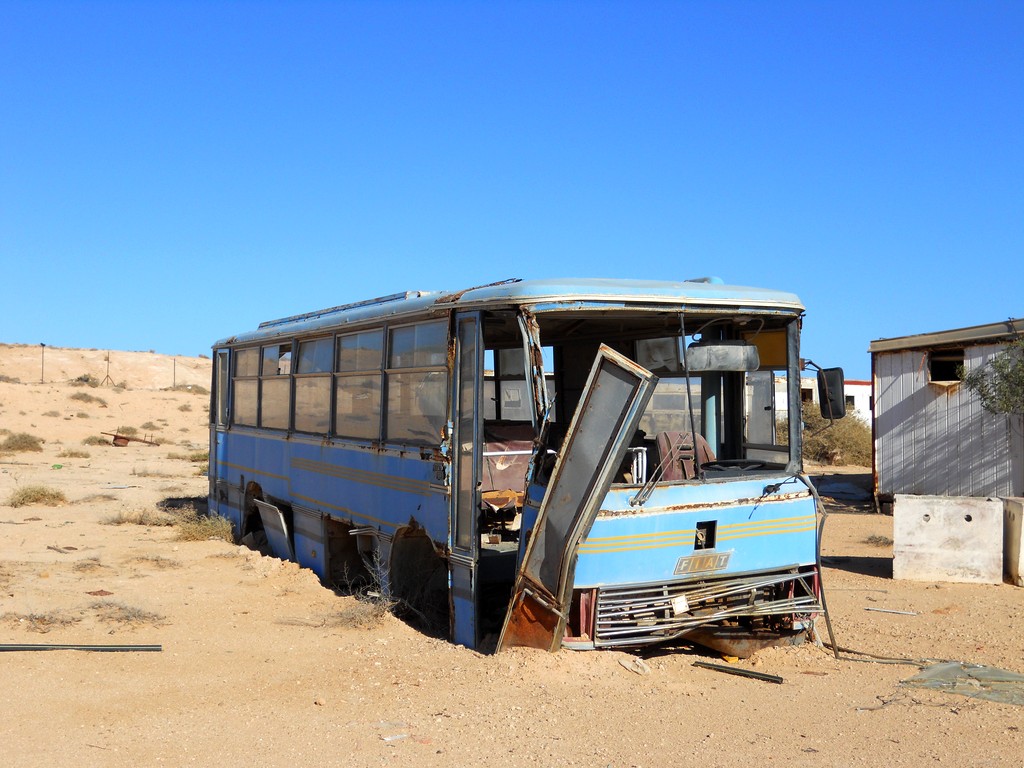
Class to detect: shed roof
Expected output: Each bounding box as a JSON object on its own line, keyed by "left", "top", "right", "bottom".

{"left": 869, "top": 317, "right": 1024, "bottom": 354}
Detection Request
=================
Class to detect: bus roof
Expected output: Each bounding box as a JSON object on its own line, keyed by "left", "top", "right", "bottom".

{"left": 214, "top": 277, "right": 804, "bottom": 347}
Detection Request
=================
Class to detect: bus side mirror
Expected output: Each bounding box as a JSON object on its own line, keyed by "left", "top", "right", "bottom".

{"left": 817, "top": 367, "right": 846, "bottom": 419}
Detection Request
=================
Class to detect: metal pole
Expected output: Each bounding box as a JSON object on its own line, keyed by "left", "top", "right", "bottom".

{"left": 40, "top": 343, "right": 45, "bottom": 383}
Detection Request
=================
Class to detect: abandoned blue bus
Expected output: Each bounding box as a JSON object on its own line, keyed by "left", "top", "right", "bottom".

{"left": 208, "top": 277, "right": 843, "bottom": 655}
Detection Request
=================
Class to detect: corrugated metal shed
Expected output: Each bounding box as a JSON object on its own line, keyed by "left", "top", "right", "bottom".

{"left": 870, "top": 319, "right": 1024, "bottom": 504}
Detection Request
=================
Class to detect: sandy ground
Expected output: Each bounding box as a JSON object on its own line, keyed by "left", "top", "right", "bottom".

{"left": 1, "top": 345, "right": 1022, "bottom": 767}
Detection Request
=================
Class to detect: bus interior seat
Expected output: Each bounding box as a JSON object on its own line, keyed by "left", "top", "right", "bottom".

{"left": 655, "top": 431, "right": 716, "bottom": 481}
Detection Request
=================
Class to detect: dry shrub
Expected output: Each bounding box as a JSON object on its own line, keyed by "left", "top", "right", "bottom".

{"left": 864, "top": 534, "right": 894, "bottom": 547}
{"left": 59, "top": 448, "right": 90, "bottom": 459}
{"left": 207, "top": 550, "right": 241, "bottom": 559}
{"left": 140, "top": 421, "right": 160, "bottom": 431}
{"left": 131, "top": 466, "right": 175, "bottom": 478}
{"left": 73, "top": 557, "right": 108, "bottom": 573}
{"left": 331, "top": 599, "right": 394, "bottom": 629}
{"left": 167, "top": 450, "right": 207, "bottom": 463}
{"left": 128, "top": 554, "right": 182, "bottom": 569}
{"left": 2, "top": 432, "right": 44, "bottom": 452}
{"left": 2, "top": 610, "right": 81, "bottom": 633}
{"left": 69, "top": 391, "right": 106, "bottom": 406}
{"left": 103, "top": 508, "right": 176, "bottom": 526}
{"left": 328, "top": 551, "right": 406, "bottom": 630}
{"left": 90, "top": 600, "right": 165, "bottom": 627}
{"left": 118, "top": 426, "right": 139, "bottom": 436}
{"left": 76, "top": 493, "right": 117, "bottom": 504}
{"left": 71, "top": 374, "right": 101, "bottom": 388}
{"left": 178, "top": 403, "right": 192, "bottom": 412}
{"left": 82, "top": 435, "right": 110, "bottom": 446}
{"left": 175, "top": 508, "right": 233, "bottom": 542}
{"left": 167, "top": 384, "right": 209, "bottom": 396}
{"left": 7, "top": 485, "right": 66, "bottom": 507}
{"left": 0, "top": 374, "right": 21, "bottom": 384}
{"left": 42, "top": 410, "right": 60, "bottom": 417}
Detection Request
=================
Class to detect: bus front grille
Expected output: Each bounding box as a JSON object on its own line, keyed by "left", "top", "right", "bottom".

{"left": 592, "top": 566, "right": 821, "bottom": 648}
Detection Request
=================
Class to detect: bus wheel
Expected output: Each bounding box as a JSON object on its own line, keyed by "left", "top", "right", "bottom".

{"left": 390, "top": 530, "right": 448, "bottom": 636}
{"left": 240, "top": 483, "right": 269, "bottom": 553}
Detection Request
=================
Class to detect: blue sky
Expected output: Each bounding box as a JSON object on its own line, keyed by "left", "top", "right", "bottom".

{"left": 2, "top": 1, "right": 1021, "bottom": 378}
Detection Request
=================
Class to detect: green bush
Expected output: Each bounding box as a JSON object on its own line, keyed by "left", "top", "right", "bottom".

{"left": 960, "top": 337, "right": 1024, "bottom": 415}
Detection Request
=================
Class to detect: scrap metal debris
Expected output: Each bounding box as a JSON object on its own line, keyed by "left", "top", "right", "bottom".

{"left": 618, "top": 657, "right": 651, "bottom": 676}
{"left": 902, "top": 662, "right": 1024, "bottom": 706}
{"left": 101, "top": 431, "right": 159, "bottom": 447}
{"left": 864, "top": 607, "right": 918, "bottom": 616}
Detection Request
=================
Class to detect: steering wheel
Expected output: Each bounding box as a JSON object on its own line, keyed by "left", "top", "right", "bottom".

{"left": 700, "top": 459, "right": 767, "bottom": 472}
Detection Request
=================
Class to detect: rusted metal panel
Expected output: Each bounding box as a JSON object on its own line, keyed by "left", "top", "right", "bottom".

{"left": 499, "top": 590, "right": 563, "bottom": 651}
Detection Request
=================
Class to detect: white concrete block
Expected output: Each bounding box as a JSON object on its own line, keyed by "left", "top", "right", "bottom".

{"left": 893, "top": 495, "right": 1003, "bottom": 584}
{"left": 1005, "top": 498, "right": 1024, "bottom": 587}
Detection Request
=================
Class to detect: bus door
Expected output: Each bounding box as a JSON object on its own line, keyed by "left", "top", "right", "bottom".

{"left": 497, "top": 345, "right": 657, "bottom": 652}
{"left": 450, "top": 313, "right": 483, "bottom": 648}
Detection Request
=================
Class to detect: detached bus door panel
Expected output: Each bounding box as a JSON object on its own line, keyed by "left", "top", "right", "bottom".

{"left": 497, "top": 345, "right": 656, "bottom": 652}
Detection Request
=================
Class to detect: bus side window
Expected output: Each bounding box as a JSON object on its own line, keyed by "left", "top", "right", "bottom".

{"left": 260, "top": 343, "right": 292, "bottom": 430}
{"left": 385, "top": 321, "right": 448, "bottom": 445}
{"left": 294, "top": 337, "right": 332, "bottom": 434}
{"left": 335, "top": 329, "right": 383, "bottom": 441}
{"left": 232, "top": 347, "right": 259, "bottom": 427}
{"left": 214, "top": 349, "right": 230, "bottom": 426}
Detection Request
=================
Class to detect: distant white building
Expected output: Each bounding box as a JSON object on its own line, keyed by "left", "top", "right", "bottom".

{"left": 869, "top": 318, "right": 1024, "bottom": 509}
{"left": 793, "top": 376, "right": 870, "bottom": 424}
{"left": 769, "top": 375, "right": 871, "bottom": 424}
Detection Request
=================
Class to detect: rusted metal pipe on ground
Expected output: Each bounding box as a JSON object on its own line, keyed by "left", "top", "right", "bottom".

{"left": 692, "top": 661, "right": 783, "bottom": 684}
{"left": 0, "top": 643, "right": 162, "bottom": 652}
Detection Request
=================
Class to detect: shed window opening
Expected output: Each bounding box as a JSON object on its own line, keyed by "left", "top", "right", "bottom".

{"left": 928, "top": 349, "right": 964, "bottom": 383}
